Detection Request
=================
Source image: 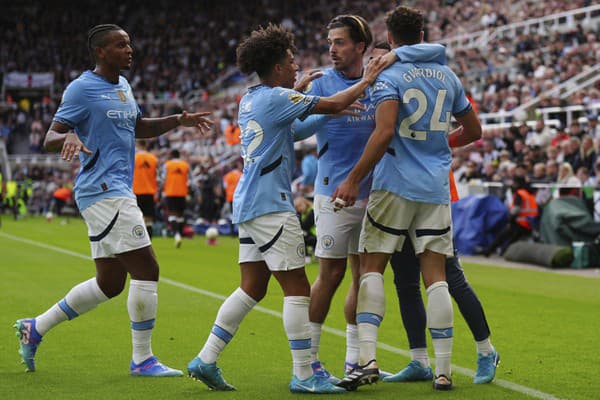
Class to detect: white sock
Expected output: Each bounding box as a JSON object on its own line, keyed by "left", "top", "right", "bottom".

{"left": 426, "top": 281, "right": 453, "bottom": 378}
{"left": 36, "top": 278, "right": 109, "bottom": 336}
{"left": 410, "top": 348, "right": 430, "bottom": 368}
{"left": 283, "top": 296, "right": 312, "bottom": 380}
{"left": 476, "top": 338, "right": 494, "bottom": 356}
{"left": 199, "top": 287, "right": 256, "bottom": 363}
{"left": 345, "top": 324, "right": 359, "bottom": 368}
{"left": 356, "top": 272, "right": 385, "bottom": 366}
{"left": 128, "top": 280, "right": 158, "bottom": 364}
{"left": 309, "top": 322, "right": 322, "bottom": 363}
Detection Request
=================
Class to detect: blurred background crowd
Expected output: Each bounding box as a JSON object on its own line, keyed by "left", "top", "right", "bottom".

{"left": 1, "top": 0, "right": 599, "bottom": 234}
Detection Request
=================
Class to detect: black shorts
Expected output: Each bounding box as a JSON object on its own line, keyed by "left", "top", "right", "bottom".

{"left": 136, "top": 194, "right": 155, "bottom": 217}
{"left": 166, "top": 196, "right": 186, "bottom": 214}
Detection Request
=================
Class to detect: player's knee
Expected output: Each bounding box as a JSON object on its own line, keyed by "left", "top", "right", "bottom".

{"left": 98, "top": 281, "right": 125, "bottom": 298}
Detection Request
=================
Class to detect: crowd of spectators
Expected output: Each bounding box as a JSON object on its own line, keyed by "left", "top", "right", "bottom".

{"left": 2, "top": 0, "right": 600, "bottom": 226}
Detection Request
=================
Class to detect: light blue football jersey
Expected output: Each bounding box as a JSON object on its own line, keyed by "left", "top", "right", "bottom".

{"left": 233, "top": 84, "right": 319, "bottom": 224}
{"left": 370, "top": 44, "right": 472, "bottom": 204}
{"left": 54, "top": 70, "right": 141, "bottom": 211}
{"left": 305, "top": 68, "right": 374, "bottom": 200}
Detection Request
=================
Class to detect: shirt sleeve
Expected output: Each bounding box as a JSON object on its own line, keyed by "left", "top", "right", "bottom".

{"left": 53, "top": 81, "right": 89, "bottom": 127}
{"left": 269, "top": 87, "right": 319, "bottom": 125}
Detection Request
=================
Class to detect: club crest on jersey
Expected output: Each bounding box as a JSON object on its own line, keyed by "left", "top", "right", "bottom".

{"left": 296, "top": 243, "right": 306, "bottom": 258}
{"left": 132, "top": 225, "right": 146, "bottom": 239}
{"left": 288, "top": 93, "right": 304, "bottom": 104}
{"left": 117, "top": 90, "right": 127, "bottom": 102}
{"left": 321, "top": 235, "right": 334, "bottom": 249}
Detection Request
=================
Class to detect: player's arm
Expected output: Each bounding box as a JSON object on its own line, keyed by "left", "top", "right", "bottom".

{"left": 331, "top": 99, "right": 399, "bottom": 206}
{"left": 448, "top": 108, "right": 482, "bottom": 148}
{"left": 44, "top": 121, "right": 92, "bottom": 162}
{"left": 311, "top": 56, "right": 385, "bottom": 114}
{"left": 292, "top": 115, "right": 329, "bottom": 141}
{"left": 136, "top": 111, "right": 213, "bottom": 138}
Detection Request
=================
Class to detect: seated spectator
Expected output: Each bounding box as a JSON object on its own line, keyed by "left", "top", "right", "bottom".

{"left": 530, "top": 162, "right": 549, "bottom": 184}
{"left": 525, "top": 119, "right": 553, "bottom": 148}
{"left": 572, "top": 135, "right": 595, "bottom": 172}
{"left": 576, "top": 166, "right": 595, "bottom": 187}
{"left": 557, "top": 162, "right": 581, "bottom": 186}
{"left": 545, "top": 159, "right": 559, "bottom": 182}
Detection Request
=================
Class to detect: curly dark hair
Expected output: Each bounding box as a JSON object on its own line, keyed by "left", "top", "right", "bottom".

{"left": 237, "top": 23, "right": 296, "bottom": 78}
{"left": 327, "top": 14, "right": 373, "bottom": 54}
{"left": 385, "top": 6, "right": 424, "bottom": 46}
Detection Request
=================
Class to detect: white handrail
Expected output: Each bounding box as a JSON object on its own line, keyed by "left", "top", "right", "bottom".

{"left": 439, "top": 4, "right": 600, "bottom": 52}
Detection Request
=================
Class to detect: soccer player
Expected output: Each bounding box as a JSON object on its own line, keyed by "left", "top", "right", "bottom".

{"left": 163, "top": 149, "right": 191, "bottom": 248}
{"left": 133, "top": 140, "right": 158, "bottom": 238}
{"left": 186, "top": 23, "right": 386, "bottom": 393}
{"left": 333, "top": 6, "right": 482, "bottom": 391}
{"left": 14, "top": 24, "right": 212, "bottom": 376}
{"left": 292, "top": 14, "right": 381, "bottom": 382}
{"left": 370, "top": 42, "right": 500, "bottom": 385}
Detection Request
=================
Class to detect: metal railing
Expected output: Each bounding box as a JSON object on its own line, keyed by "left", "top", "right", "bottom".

{"left": 439, "top": 4, "right": 600, "bottom": 53}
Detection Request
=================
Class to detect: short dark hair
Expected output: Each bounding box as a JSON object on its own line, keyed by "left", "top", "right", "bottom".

{"left": 327, "top": 14, "right": 373, "bottom": 53}
{"left": 373, "top": 41, "right": 391, "bottom": 51}
{"left": 237, "top": 23, "right": 296, "bottom": 78}
{"left": 88, "top": 24, "right": 124, "bottom": 61}
{"left": 385, "top": 6, "right": 424, "bottom": 45}
{"left": 170, "top": 149, "right": 180, "bottom": 159}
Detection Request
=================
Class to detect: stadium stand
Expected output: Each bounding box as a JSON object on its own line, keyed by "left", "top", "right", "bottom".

{"left": 1, "top": 1, "right": 599, "bottom": 240}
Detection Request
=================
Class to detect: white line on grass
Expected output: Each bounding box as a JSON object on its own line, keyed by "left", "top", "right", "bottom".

{"left": 0, "top": 231, "right": 563, "bottom": 400}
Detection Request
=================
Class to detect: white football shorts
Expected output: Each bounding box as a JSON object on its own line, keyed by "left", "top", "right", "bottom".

{"left": 81, "top": 197, "right": 151, "bottom": 259}
{"left": 238, "top": 211, "right": 305, "bottom": 271}
{"left": 359, "top": 190, "right": 453, "bottom": 256}
{"left": 313, "top": 194, "right": 367, "bottom": 258}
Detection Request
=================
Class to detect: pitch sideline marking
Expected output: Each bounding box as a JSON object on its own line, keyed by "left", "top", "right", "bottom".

{"left": 0, "top": 231, "right": 563, "bottom": 400}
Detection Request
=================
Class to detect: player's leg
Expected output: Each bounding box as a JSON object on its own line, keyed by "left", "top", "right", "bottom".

{"left": 14, "top": 262, "right": 116, "bottom": 372}
{"left": 414, "top": 202, "right": 454, "bottom": 390}
{"left": 167, "top": 196, "right": 185, "bottom": 248}
{"left": 93, "top": 197, "right": 179, "bottom": 377}
{"left": 384, "top": 239, "right": 433, "bottom": 383}
{"left": 446, "top": 254, "right": 499, "bottom": 383}
{"left": 338, "top": 191, "right": 407, "bottom": 390}
{"left": 310, "top": 195, "right": 365, "bottom": 380}
{"left": 116, "top": 246, "right": 178, "bottom": 376}
{"left": 136, "top": 194, "right": 155, "bottom": 238}
{"left": 187, "top": 222, "right": 269, "bottom": 390}
{"left": 14, "top": 198, "right": 134, "bottom": 372}
{"left": 343, "top": 253, "right": 359, "bottom": 373}
{"left": 263, "top": 211, "right": 344, "bottom": 394}
{"left": 188, "top": 260, "right": 268, "bottom": 391}
{"left": 309, "top": 256, "right": 346, "bottom": 383}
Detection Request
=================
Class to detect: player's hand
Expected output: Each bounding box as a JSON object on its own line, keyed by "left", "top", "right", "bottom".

{"left": 178, "top": 111, "right": 213, "bottom": 135}
{"left": 330, "top": 180, "right": 358, "bottom": 211}
{"left": 380, "top": 51, "right": 397, "bottom": 69}
{"left": 448, "top": 125, "right": 464, "bottom": 148}
{"left": 362, "top": 56, "right": 386, "bottom": 85}
{"left": 60, "top": 133, "right": 92, "bottom": 162}
{"left": 294, "top": 69, "right": 323, "bottom": 92}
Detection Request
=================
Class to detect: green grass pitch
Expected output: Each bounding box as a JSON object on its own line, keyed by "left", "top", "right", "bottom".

{"left": 0, "top": 216, "right": 598, "bottom": 399}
